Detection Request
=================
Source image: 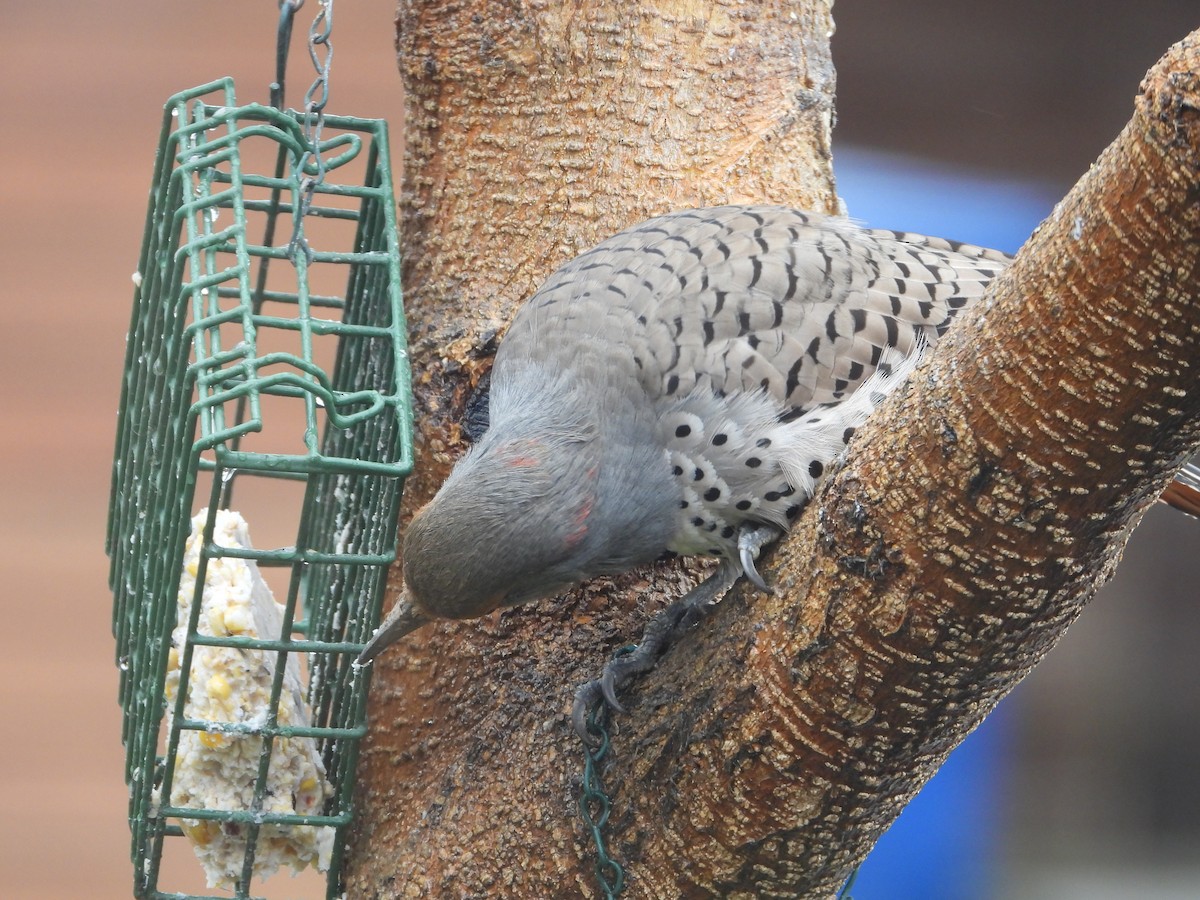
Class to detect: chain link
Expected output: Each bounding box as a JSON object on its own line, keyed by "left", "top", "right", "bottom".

{"left": 577, "top": 646, "right": 639, "bottom": 898}
{"left": 577, "top": 644, "right": 864, "bottom": 899}
{"left": 288, "top": 0, "right": 334, "bottom": 266}
{"left": 578, "top": 693, "right": 626, "bottom": 898}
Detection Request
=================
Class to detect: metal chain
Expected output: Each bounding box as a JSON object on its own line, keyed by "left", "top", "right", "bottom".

{"left": 578, "top": 693, "right": 626, "bottom": 898}
{"left": 577, "top": 645, "right": 865, "bottom": 900}
{"left": 578, "top": 646, "right": 639, "bottom": 898}
{"left": 288, "top": 0, "right": 334, "bottom": 266}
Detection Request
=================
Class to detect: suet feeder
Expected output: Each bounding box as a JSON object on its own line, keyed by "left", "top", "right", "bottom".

{"left": 106, "top": 73, "right": 411, "bottom": 899}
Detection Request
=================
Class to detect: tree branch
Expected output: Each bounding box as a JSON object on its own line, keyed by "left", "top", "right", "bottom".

{"left": 350, "top": 2, "right": 839, "bottom": 897}
{"left": 609, "top": 30, "right": 1200, "bottom": 898}
{"left": 348, "top": 8, "right": 1200, "bottom": 898}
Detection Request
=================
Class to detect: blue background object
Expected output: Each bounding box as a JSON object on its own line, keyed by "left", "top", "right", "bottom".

{"left": 836, "top": 146, "right": 1052, "bottom": 255}
{"left": 833, "top": 148, "right": 1054, "bottom": 900}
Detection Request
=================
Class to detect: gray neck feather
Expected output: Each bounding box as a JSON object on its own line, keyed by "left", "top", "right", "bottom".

{"left": 403, "top": 356, "right": 678, "bottom": 618}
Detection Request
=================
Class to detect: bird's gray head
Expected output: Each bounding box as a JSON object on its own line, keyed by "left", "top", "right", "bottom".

{"left": 406, "top": 358, "right": 680, "bottom": 613}
{"left": 357, "top": 360, "right": 679, "bottom": 664}
{"left": 403, "top": 423, "right": 602, "bottom": 619}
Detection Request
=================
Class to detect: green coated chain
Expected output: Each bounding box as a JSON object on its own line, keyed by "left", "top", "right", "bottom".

{"left": 578, "top": 701, "right": 624, "bottom": 898}
{"left": 576, "top": 642, "right": 865, "bottom": 900}
{"left": 577, "top": 647, "right": 636, "bottom": 898}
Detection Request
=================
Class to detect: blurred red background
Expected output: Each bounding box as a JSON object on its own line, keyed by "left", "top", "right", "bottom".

{"left": 3, "top": 3, "right": 1196, "bottom": 898}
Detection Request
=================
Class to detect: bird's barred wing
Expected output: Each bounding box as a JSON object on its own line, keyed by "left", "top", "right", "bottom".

{"left": 505, "top": 206, "right": 1012, "bottom": 416}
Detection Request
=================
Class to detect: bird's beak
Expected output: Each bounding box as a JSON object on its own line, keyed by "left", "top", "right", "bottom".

{"left": 356, "top": 590, "right": 431, "bottom": 666}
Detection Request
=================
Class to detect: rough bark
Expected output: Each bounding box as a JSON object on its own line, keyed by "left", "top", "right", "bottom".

{"left": 617, "top": 40, "right": 1200, "bottom": 897}
{"left": 349, "top": 6, "right": 1200, "bottom": 899}
{"left": 349, "top": 2, "right": 836, "bottom": 896}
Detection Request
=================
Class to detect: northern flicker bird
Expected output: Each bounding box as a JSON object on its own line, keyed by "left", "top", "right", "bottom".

{"left": 356, "top": 205, "right": 1200, "bottom": 737}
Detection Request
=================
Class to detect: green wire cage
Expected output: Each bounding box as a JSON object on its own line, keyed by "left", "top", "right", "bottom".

{"left": 106, "top": 77, "right": 412, "bottom": 899}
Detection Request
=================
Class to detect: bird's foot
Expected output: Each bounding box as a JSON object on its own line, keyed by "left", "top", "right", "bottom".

{"left": 572, "top": 561, "right": 740, "bottom": 744}
{"left": 737, "top": 523, "right": 782, "bottom": 593}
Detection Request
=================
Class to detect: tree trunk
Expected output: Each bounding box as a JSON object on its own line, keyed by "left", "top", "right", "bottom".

{"left": 348, "top": 4, "right": 1200, "bottom": 897}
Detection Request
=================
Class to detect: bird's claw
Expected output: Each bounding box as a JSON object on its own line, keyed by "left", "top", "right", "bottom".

{"left": 571, "top": 679, "right": 608, "bottom": 745}
{"left": 572, "top": 643, "right": 657, "bottom": 745}
{"left": 737, "top": 523, "right": 781, "bottom": 594}
{"left": 739, "top": 543, "right": 771, "bottom": 592}
{"left": 570, "top": 562, "right": 745, "bottom": 744}
{"left": 600, "top": 669, "right": 627, "bottom": 713}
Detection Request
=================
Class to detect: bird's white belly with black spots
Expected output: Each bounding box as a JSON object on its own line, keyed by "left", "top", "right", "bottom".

{"left": 658, "top": 352, "right": 918, "bottom": 561}
{"left": 658, "top": 387, "right": 816, "bottom": 560}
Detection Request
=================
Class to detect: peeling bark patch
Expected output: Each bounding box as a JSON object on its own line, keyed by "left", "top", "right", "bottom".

{"left": 966, "top": 457, "right": 997, "bottom": 499}
{"left": 835, "top": 538, "right": 903, "bottom": 581}
{"left": 940, "top": 418, "right": 959, "bottom": 454}
{"left": 789, "top": 631, "right": 832, "bottom": 679}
